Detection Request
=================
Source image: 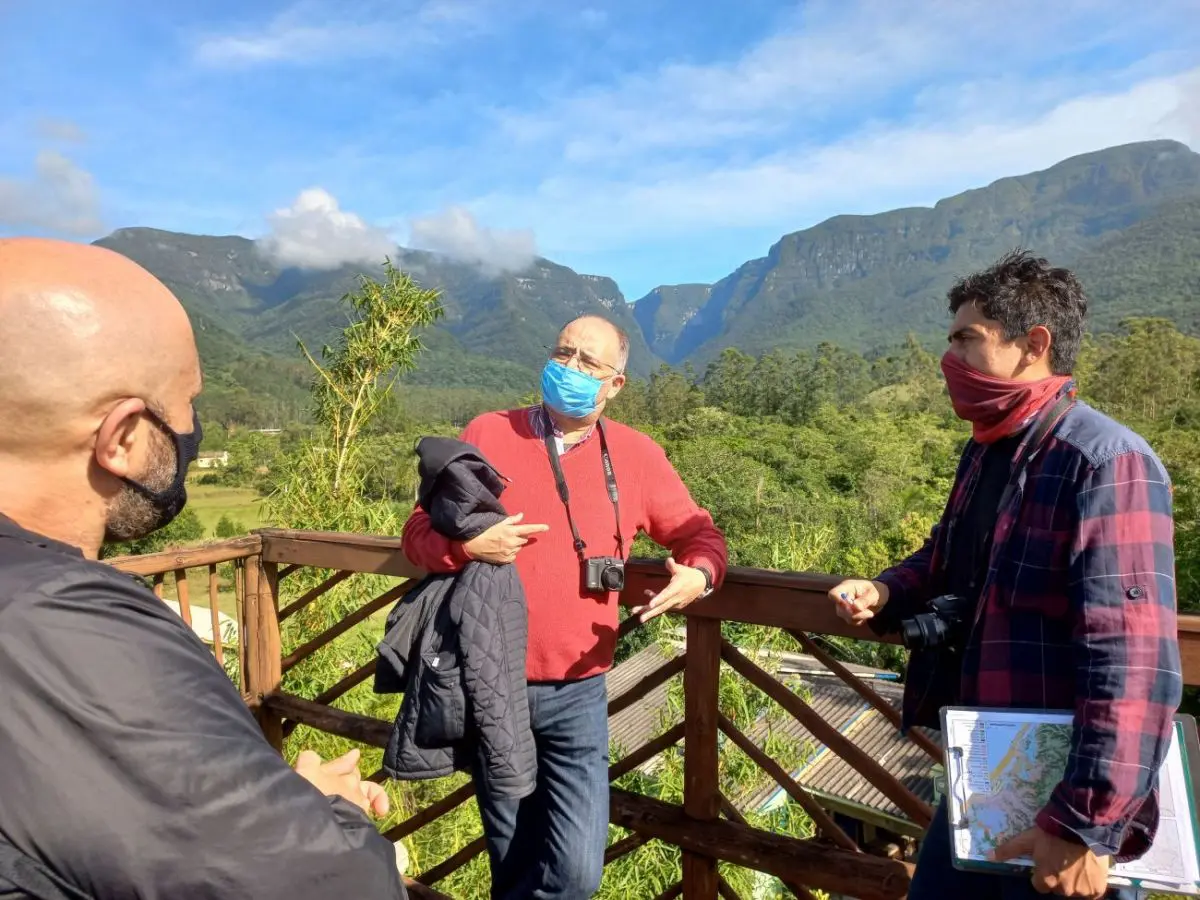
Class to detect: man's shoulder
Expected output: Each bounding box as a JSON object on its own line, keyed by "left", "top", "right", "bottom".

{"left": 1057, "top": 401, "right": 1166, "bottom": 474}
{"left": 464, "top": 408, "right": 532, "bottom": 440}
{"left": 0, "top": 542, "right": 190, "bottom": 643}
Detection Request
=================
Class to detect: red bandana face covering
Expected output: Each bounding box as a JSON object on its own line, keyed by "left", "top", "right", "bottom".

{"left": 940, "top": 351, "right": 1071, "bottom": 444}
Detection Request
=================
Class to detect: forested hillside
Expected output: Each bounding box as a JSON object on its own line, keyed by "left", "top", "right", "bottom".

{"left": 657, "top": 140, "right": 1200, "bottom": 364}
{"left": 91, "top": 139, "right": 1199, "bottom": 432}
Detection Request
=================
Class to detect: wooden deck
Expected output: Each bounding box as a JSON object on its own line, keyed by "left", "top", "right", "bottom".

{"left": 108, "top": 529, "right": 1200, "bottom": 899}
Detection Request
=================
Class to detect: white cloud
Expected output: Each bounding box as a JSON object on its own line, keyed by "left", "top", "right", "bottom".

{"left": 0, "top": 150, "right": 103, "bottom": 235}
{"left": 257, "top": 188, "right": 397, "bottom": 270}
{"left": 493, "top": 0, "right": 1155, "bottom": 166}
{"left": 194, "top": 0, "right": 495, "bottom": 67}
{"left": 407, "top": 206, "right": 537, "bottom": 273}
{"left": 1171, "top": 71, "right": 1200, "bottom": 142}
{"left": 35, "top": 117, "right": 87, "bottom": 143}
{"left": 472, "top": 67, "right": 1200, "bottom": 256}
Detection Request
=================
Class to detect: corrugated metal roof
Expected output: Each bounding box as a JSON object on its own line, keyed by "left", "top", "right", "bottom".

{"left": 606, "top": 635, "right": 940, "bottom": 824}
{"left": 740, "top": 677, "right": 941, "bottom": 822}
{"left": 606, "top": 642, "right": 684, "bottom": 768}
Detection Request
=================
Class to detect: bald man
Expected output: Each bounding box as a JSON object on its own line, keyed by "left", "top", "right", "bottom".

{"left": 399, "top": 315, "right": 728, "bottom": 899}
{"left": 0, "top": 238, "right": 407, "bottom": 899}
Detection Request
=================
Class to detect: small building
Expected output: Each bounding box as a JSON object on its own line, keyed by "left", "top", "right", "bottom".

{"left": 196, "top": 451, "right": 230, "bottom": 469}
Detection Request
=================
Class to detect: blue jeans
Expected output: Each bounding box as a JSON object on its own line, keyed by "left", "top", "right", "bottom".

{"left": 911, "top": 800, "right": 1137, "bottom": 899}
{"left": 474, "top": 674, "right": 609, "bottom": 900}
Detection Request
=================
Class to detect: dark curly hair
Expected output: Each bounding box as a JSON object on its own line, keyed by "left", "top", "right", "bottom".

{"left": 947, "top": 249, "right": 1088, "bottom": 375}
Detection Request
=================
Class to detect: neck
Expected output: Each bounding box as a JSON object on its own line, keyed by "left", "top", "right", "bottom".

{"left": 546, "top": 405, "right": 597, "bottom": 445}
{"left": 1010, "top": 363, "right": 1055, "bottom": 382}
{"left": 0, "top": 462, "right": 105, "bottom": 559}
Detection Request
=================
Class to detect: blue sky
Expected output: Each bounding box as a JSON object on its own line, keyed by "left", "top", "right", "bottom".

{"left": 2, "top": 0, "right": 1199, "bottom": 300}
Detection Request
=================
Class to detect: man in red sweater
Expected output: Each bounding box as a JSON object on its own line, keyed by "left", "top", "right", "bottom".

{"left": 402, "top": 314, "right": 727, "bottom": 899}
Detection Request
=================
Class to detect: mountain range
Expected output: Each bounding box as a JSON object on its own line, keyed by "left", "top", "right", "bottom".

{"left": 94, "top": 139, "right": 1200, "bottom": 422}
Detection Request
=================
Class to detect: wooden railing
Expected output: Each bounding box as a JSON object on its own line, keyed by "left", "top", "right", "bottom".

{"left": 108, "top": 529, "right": 1200, "bottom": 900}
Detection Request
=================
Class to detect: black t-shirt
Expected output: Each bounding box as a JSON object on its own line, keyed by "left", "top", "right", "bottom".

{"left": 946, "top": 434, "right": 1020, "bottom": 606}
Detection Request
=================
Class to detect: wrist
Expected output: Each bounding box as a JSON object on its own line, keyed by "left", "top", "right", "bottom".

{"left": 452, "top": 540, "right": 474, "bottom": 563}
{"left": 871, "top": 579, "right": 891, "bottom": 609}
{"left": 696, "top": 565, "right": 714, "bottom": 596}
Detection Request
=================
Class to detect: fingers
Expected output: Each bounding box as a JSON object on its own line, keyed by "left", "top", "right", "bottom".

{"left": 504, "top": 512, "right": 524, "bottom": 525}
{"left": 321, "top": 747, "right": 362, "bottom": 775}
{"left": 991, "top": 827, "right": 1038, "bottom": 862}
{"left": 635, "top": 584, "right": 687, "bottom": 622}
{"left": 513, "top": 524, "right": 550, "bottom": 537}
{"left": 293, "top": 749, "right": 322, "bottom": 772}
{"left": 634, "top": 599, "right": 681, "bottom": 623}
{"left": 361, "top": 782, "right": 390, "bottom": 817}
{"left": 830, "top": 581, "right": 877, "bottom": 625}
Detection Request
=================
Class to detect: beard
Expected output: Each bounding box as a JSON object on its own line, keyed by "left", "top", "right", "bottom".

{"left": 103, "top": 432, "right": 178, "bottom": 543}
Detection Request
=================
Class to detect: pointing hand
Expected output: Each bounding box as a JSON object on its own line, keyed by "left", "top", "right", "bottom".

{"left": 462, "top": 513, "right": 550, "bottom": 564}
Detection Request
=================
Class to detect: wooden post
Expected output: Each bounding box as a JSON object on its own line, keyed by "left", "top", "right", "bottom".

{"left": 683, "top": 616, "right": 722, "bottom": 898}
{"left": 244, "top": 554, "right": 284, "bottom": 751}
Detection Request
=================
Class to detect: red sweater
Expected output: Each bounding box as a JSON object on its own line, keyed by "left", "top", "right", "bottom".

{"left": 401, "top": 408, "right": 728, "bottom": 682}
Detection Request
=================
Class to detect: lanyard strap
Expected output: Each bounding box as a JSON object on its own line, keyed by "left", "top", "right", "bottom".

{"left": 544, "top": 419, "right": 624, "bottom": 561}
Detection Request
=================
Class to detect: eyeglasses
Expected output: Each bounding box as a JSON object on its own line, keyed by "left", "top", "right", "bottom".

{"left": 545, "top": 344, "right": 623, "bottom": 379}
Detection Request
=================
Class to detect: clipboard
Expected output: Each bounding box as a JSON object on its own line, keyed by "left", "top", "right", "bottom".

{"left": 939, "top": 706, "right": 1200, "bottom": 896}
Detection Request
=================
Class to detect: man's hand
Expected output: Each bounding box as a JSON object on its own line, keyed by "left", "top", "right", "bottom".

{"left": 462, "top": 513, "right": 549, "bottom": 564}
{"left": 828, "top": 578, "right": 889, "bottom": 625}
{"left": 992, "top": 826, "right": 1110, "bottom": 898}
{"left": 294, "top": 747, "right": 390, "bottom": 818}
{"left": 630, "top": 557, "right": 709, "bottom": 624}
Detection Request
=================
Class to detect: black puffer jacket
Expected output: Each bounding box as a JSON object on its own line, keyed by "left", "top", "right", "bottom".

{"left": 376, "top": 438, "right": 536, "bottom": 801}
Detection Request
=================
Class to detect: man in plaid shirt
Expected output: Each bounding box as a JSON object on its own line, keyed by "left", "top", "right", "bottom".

{"left": 830, "top": 250, "right": 1182, "bottom": 900}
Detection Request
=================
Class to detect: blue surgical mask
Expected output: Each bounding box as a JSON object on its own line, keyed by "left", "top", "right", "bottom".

{"left": 541, "top": 360, "right": 603, "bottom": 419}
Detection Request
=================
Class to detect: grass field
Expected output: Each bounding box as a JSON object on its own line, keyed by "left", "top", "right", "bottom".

{"left": 186, "top": 482, "right": 269, "bottom": 537}
{"left": 156, "top": 482, "right": 395, "bottom": 645}
{"left": 145, "top": 483, "right": 272, "bottom": 624}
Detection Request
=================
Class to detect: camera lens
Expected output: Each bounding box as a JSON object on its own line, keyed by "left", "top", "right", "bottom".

{"left": 602, "top": 566, "right": 623, "bottom": 591}
{"left": 900, "top": 617, "right": 923, "bottom": 650}
{"left": 900, "top": 612, "right": 948, "bottom": 650}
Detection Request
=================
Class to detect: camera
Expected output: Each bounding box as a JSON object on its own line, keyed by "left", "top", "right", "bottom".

{"left": 584, "top": 556, "right": 625, "bottom": 592}
{"left": 898, "top": 593, "right": 970, "bottom": 651}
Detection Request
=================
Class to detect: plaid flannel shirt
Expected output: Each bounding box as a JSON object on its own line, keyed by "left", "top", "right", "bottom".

{"left": 873, "top": 386, "right": 1182, "bottom": 860}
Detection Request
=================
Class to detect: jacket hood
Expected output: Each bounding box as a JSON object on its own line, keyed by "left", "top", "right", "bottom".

{"left": 415, "top": 437, "right": 508, "bottom": 541}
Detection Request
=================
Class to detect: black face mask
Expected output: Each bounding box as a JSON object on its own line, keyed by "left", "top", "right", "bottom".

{"left": 122, "top": 408, "right": 203, "bottom": 529}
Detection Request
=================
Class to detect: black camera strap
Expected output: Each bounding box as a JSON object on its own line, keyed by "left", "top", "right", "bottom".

{"left": 543, "top": 418, "right": 624, "bottom": 562}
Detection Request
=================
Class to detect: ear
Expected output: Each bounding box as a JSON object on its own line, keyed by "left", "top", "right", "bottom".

{"left": 94, "top": 398, "right": 148, "bottom": 480}
{"left": 606, "top": 373, "right": 626, "bottom": 401}
{"left": 1025, "top": 325, "right": 1052, "bottom": 367}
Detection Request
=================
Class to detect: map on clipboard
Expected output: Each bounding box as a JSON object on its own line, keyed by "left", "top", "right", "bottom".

{"left": 940, "top": 707, "right": 1200, "bottom": 896}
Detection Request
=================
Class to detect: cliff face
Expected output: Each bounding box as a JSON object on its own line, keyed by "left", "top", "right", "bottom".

{"left": 651, "top": 140, "right": 1200, "bottom": 363}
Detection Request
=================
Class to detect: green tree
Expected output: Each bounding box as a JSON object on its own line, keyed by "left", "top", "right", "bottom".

{"left": 703, "top": 348, "right": 756, "bottom": 413}
{"left": 222, "top": 430, "right": 283, "bottom": 489}
{"left": 265, "top": 260, "right": 443, "bottom": 533}
{"left": 213, "top": 514, "right": 246, "bottom": 538}
{"left": 647, "top": 364, "right": 704, "bottom": 425}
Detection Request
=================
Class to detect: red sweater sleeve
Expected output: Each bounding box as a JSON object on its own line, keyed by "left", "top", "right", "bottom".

{"left": 399, "top": 420, "right": 481, "bottom": 573}
{"left": 639, "top": 439, "right": 728, "bottom": 589}
{"left": 401, "top": 506, "right": 472, "bottom": 573}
